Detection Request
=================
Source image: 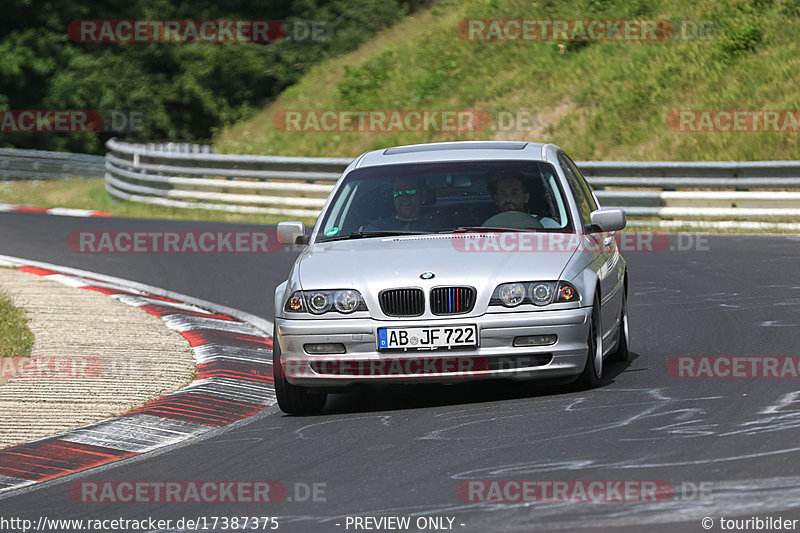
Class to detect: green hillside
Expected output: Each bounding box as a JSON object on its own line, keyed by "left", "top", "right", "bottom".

{"left": 216, "top": 0, "right": 800, "bottom": 161}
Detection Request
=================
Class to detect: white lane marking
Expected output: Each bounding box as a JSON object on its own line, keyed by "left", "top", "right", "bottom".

{"left": 59, "top": 414, "right": 209, "bottom": 453}
{"left": 73, "top": 278, "right": 147, "bottom": 293}
{"left": 761, "top": 391, "right": 800, "bottom": 414}
{"left": 192, "top": 345, "right": 271, "bottom": 365}
{"left": 40, "top": 273, "right": 88, "bottom": 288}
{"left": 0, "top": 253, "right": 273, "bottom": 333}
{"left": 0, "top": 204, "right": 108, "bottom": 217}
{"left": 0, "top": 475, "right": 35, "bottom": 494}
{"left": 45, "top": 208, "right": 102, "bottom": 217}
{"left": 163, "top": 315, "right": 263, "bottom": 336}
{"left": 760, "top": 320, "right": 798, "bottom": 327}
{"left": 115, "top": 294, "right": 215, "bottom": 315}
{"left": 181, "top": 377, "right": 275, "bottom": 406}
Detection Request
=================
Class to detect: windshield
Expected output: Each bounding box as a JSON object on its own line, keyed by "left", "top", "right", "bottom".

{"left": 316, "top": 160, "right": 573, "bottom": 241}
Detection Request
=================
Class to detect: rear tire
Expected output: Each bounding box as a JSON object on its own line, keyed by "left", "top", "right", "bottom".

{"left": 577, "top": 294, "right": 603, "bottom": 389}
{"left": 608, "top": 289, "right": 630, "bottom": 362}
{"left": 273, "top": 325, "right": 327, "bottom": 415}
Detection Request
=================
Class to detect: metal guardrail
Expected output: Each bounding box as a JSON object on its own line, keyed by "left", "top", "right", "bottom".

{"left": 105, "top": 139, "right": 800, "bottom": 225}
{"left": 105, "top": 138, "right": 350, "bottom": 217}
{"left": 582, "top": 161, "right": 800, "bottom": 221}
{"left": 0, "top": 148, "right": 105, "bottom": 181}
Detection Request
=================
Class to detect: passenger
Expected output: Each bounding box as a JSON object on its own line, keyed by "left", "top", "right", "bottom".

{"left": 483, "top": 176, "right": 542, "bottom": 229}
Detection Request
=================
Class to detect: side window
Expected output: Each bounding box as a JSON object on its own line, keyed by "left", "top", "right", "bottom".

{"left": 547, "top": 174, "right": 568, "bottom": 227}
{"left": 563, "top": 154, "right": 598, "bottom": 211}
{"left": 558, "top": 154, "right": 593, "bottom": 225}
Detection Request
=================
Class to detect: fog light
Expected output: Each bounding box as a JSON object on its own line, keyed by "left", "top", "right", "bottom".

{"left": 513, "top": 335, "right": 557, "bottom": 347}
{"left": 304, "top": 343, "right": 346, "bottom": 354}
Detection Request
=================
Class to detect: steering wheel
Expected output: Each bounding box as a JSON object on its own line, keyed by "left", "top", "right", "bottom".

{"left": 482, "top": 211, "right": 543, "bottom": 229}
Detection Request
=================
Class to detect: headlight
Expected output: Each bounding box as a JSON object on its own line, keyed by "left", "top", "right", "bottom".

{"left": 284, "top": 290, "right": 368, "bottom": 314}
{"left": 491, "top": 281, "right": 579, "bottom": 307}
{"left": 333, "top": 290, "right": 360, "bottom": 313}
{"left": 497, "top": 282, "right": 526, "bottom": 307}
{"left": 529, "top": 282, "right": 554, "bottom": 306}
{"left": 308, "top": 291, "right": 332, "bottom": 314}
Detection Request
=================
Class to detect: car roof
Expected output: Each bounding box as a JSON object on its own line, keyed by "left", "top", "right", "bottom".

{"left": 352, "top": 141, "right": 559, "bottom": 168}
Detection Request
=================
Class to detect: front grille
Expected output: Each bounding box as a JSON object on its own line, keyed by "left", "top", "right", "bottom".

{"left": 430, "top": 287, "right": 475, "bottom": 315}
{"left": 379, "top": 288, "right": 425, "bottom": 317}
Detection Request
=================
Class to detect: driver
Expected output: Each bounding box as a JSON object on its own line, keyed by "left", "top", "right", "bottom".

{"left": 362, "top": 176, "right": 432, "bottom": 231}
{"left": 392, "top": 176, "right": 425, "bottom": 224}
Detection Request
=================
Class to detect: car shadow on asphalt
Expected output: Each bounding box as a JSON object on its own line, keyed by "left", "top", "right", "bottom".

{"left": 318, "top": 352, "right": 640, "bottom": 415}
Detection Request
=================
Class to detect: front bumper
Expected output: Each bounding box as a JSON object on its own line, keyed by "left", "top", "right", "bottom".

{"left": 276, "top": 307, "right": 592, "bottom": 387}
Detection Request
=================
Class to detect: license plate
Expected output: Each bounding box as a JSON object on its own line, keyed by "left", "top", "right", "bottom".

{"left": 377, "top": 325, "right": 478, "bottom": 350}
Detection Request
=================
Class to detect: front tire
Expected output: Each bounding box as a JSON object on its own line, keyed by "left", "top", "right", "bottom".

{"left": 577, "top": 294, "right": 603, "bottom": 389}
{"left": 273, "top": 325, "right": 327, "bottom": 415}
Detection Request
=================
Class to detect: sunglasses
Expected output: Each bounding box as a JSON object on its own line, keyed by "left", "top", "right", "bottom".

{"left": 393, "top": 189, "right": 418, "bottom": 198}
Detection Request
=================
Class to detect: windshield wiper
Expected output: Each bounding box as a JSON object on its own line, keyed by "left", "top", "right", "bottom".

{"left": 440, "top": 226, "right": 530, "bottom": 233}
{"left": 321, "top": 230, "right": 427, "bottom": 242}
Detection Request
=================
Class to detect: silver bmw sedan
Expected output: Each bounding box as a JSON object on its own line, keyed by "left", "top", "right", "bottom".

{"left": 273, "top": 141, "right": 629, "bottom": 414}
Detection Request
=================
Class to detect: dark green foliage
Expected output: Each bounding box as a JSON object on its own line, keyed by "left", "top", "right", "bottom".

{"left": 709, "top": 0, "right": 766, "bottom": 61}
{"left": 0, "top": 0, "right": 427, "bottom": 153}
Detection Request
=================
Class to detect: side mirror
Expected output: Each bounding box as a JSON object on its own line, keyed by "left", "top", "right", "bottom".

{"left": 277, "top": 221, "right": 307, "bottom": 244}
{"left": 589, "top": 208, "right": 626, "bottom": 232}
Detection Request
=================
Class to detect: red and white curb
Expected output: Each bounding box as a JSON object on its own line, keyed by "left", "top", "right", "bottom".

{"left": 0, "top": 203, "right": 112, "bottom": 217}
{"left": 0, "top": 255, "right": 274, "bottom": 494}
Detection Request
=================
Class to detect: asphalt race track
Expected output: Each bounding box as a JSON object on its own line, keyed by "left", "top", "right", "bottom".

{"left": 1, "top": 211, "right": 800, "bottom": 532}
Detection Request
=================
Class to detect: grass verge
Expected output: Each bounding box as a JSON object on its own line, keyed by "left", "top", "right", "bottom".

{"left": 217, "top": 0, "right": 800, "bottom": 161}
{"left": 0, "top": 179, "right": 318, "bottom": 226}
{"left": 0, "top": 285, "right": 34, "bottom": 359}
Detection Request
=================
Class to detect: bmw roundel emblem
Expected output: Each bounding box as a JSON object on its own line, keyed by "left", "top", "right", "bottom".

{"left": 420, "top": 272, "right": 435, "bottom": 280}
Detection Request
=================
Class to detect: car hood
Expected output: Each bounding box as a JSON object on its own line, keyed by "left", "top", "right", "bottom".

{"left": 295, "top": 233, "right": 579, "bottom": 297}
